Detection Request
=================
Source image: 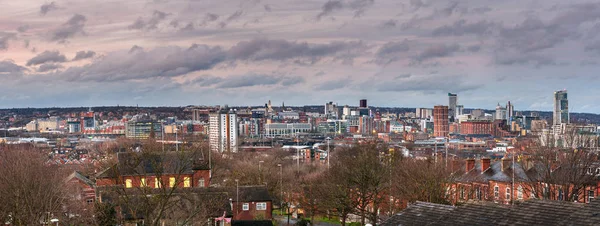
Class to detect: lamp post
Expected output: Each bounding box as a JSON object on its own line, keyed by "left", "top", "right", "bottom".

{"left": 175, "top": 124, "right": 179, "bottom": 152}
{"left": 258, "top": 160, "right": 264, "bottom": 184}
{"left": 326, "top": 137, "right": 331, "bottom": 169}
{"left": 277, "top": 163, "right": 283, "bottom": 215}
{"left": 235, "top": 179, "right": 239, "bottom": 218}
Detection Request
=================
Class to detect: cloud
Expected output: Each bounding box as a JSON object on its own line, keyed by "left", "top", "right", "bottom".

{"left": 51, "top": 14, "right": 86, "bottom": 42}
{"left": 0, "top": 32, "right": 16, "bottom": 50}
{"left": 17, "top": 25, "right": 29, "bottom": 33}
{"left": 316, "top": 0, "right": 374, "bottom": 20}
{"left": 435, "top": 2, "right": 459, "bottom": 18}
{"left": 414, "top": 43, "right": 460, "bottom": 61}
{"left": 128, "top": 10, "right": 169, "bottom": 30}
{"left": 59, "top": 44, "right": 226, "bottom": 82}
{"left": 216, "top": 73, "right": 281, "bottom": 88}
{"left": 374, "top": 40, "right": 410, "bottom": 65}
{"left": 584, "top": 40, "right": 600, "bottom": 54}
{"left": 26, "top": 51, "right": 67, "bottom": 66}
{"left": 431, "top": 19, "right": 498, "bottom": 36}
{"left": 218, "top": 10, "right": 243, "bottom": 28}
{"left": 381, "top": 20, "right": 397, "bottom": 28}
{"left": 189, "top": 75, "right": 223, "bottom": 87}
{"left": 72, "top": 50, "right": 96, "bottom": 61}
{"left": 469, "top": 6, "right": 492, "bottom": 14}
{"left": 200, "top": 13, "right": 220, "bottom": 27}
{"left": 377, "top": 74, "right": 479, "bottom": 93}
{"left": 227, "top": 39, "right": 367, "bottom": 64}
{"left": 494, "top": 51, "right": 556, "bottom": 67}
{"left": 467, "top": 45, "right": 481, "bottom": 52}
{"left": 37, "top": 63, "right": 63, "bottom": 72}
{"left": 264, "top": 5, "right": 272, "bottom": 12}
{"left": 316, "top": 79, "right": 349, "bottom": 90}
{"left": 40, "top": 2, "right": 58, "bottom": 15}
{"left": 409, "top": 0, "right": 427, "bottom": 11}
{"left": 0, "top": 60, "right": 27, "bottom": 74}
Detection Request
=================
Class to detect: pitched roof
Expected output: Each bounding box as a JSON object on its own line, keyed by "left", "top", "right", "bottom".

{"left": 381, "top": 199, "right": 597, "bottom": 226}
{"left": 458, "top": 159, "right": 530, "bottom": 184}
{"left": 96, "top": 151, "right": 209, "bottom": 178}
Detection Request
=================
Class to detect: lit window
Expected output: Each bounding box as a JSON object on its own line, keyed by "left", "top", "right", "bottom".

{"left": 155, "top": 178, "right": 161, "bottom": 188}
{"left": 184, "top": 177, "right": 191, "bottom": 188}
{"left": 140, "top": 178, "right": 147, "bottom": 187}
{"left": 256, "top": 202, "right": 267, "bottom": 210}
{"left": 243, "top": 203, "right": 249, "bottom": 211}
{"left": 169, "top": 177, "right": 176, "bottom": 187}
{"left": 125, "top": 179, "right": 132, "bottom": 188}
{"left": 198, "top": 178, "right": 205, "bottom": 188}
{"left": 589, "top": 190, "right": 595, "bottom": 203}
{"left": 494, "top": 186, "right": 499, "bottom": 199}
{"left": 506, "top": 188, "right": 511, "bottom": 200}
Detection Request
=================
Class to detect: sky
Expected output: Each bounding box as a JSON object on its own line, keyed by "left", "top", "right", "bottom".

{"left": 1, "top": 0, "right": 600, "bottom": 113}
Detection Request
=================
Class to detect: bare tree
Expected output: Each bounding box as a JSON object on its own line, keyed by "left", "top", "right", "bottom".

{"left": 393, "top": 157, "right": 454, "bottom": 205}
{"left": 0, "top": 144, "right": 68, "bottom": 225}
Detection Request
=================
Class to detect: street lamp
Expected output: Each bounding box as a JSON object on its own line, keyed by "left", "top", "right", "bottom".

{"left": 235, "top": 179, "right": 239, "bottom": 218}
{"left": 277, "top": 163, "right": 283, "bottom": 215}
{"left": 258, "top": 160, "right": 264, "bottom": 184}
{"left": 326, "top": 137, "right": 332, "bottom": 169}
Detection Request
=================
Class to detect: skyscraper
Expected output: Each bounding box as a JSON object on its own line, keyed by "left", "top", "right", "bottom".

{"left": 434, "top": 105, "right": 449, "bottom": 137}
{"left": 495, "top": 103, "right": 507, "bottom": 121}
{"left": 448, "top": 93, "right": 457, "bottom": 122}
{"left": 209, "top": 110, "right": 238, "bottom": 153}
{"left": 553, "top": 90, "right": 569, "bottom": 125}
{"left": 360, "top": 99, "right": 368, "bottom": 108}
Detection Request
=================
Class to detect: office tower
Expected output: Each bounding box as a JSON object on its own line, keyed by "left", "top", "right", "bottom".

{"left": 209, "top": 111, "right": 238, "bottom": 153}
{"left": 325, "top": 101, "right": 339, "bottom": 118}
{"left": 495, "top": 103, "right": 507, "bottom": 121}
{"left": 415, "top": 108, "right": 422, "bottom": 118}
{"left": 507, "top": 101, "right": 514, "bottom": 121}
{"left": 342, "top": 105, "right": 351, "bottom": 118}
{"left": 553, "top": 90, "right": 569, "bottom": 125}
{"left": 456, "top": 105, "right": 464, "bottom": 116}
{"left": 433, "top": 105, "right": 449, "bottom": 137}
{"left": 360, "top": 99, "right": 368, "bottom": 108}
{"left": 448, "top": 93, "right": 457, "bottom": 122}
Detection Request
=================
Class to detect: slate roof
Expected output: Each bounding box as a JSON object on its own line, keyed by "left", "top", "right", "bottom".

{"left": 458, "top": 159, "right": 531, "bottom": 184}
{"left": 97, "top": 151, "right": 209, "bottom": 178}
{"left": 380, "top": 199, "right": 600, "bottom": 226}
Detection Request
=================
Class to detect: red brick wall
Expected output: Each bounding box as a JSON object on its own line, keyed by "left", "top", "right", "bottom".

{"left": 233, "top": 201, "right": 273, "bottom": 220}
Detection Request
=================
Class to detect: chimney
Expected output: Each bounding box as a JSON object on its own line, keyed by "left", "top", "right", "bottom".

{"left": 466, "top": 159, "right": 475, "bottom": 172}
{"left": 481, "top": 158, "right": 491, "bottom": 172}
{"left": 502, "top": 157, "right": 511, "bottom": 171}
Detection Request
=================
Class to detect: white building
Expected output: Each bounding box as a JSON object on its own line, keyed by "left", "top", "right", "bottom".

{"left": 209, "top": 111, "right": 238, "bottom": 153}
{"left": 264, "top": 123, "right": 311, "bottom": 137}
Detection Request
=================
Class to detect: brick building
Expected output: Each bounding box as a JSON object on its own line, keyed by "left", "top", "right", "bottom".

{"left": 461, "top": 120, "right": 493, "bottom": 135}
{"left": 433, "top": 105, "right": 449, "bottom": 137}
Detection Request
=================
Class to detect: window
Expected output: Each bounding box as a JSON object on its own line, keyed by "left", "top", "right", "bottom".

{"left": 494, "top": 186, "right": 499, "bottom": 199}
{"left": 198, "top": 178, "right": 205, "bottom": 188}
{"left": 256, "top": 202, "right": 267, "bottom": 210}
{"left": 558, "top": 188, "right": 564, "bottom": 201}
{"left": 125, "top": 179, "right": 132, "bottom": 188}
{"left": 476, "top": 187, "right": 482, "bottom": 200}
{"left": 506, "top": 188, "right": 511, "bottom": 200}
{"left": 155, "top": 178, "right": 161, "bottom": 188}
{"left": 184, "top": 177, "right": 191, "bottom": 188}
{"left": 140, "top": 178, "right": 147, "bottom": 187}
{"left": 243, "top": 203, "right": 249, "bottom": 211}
{"left": 169, "top": 177, "right": 176, "bottom": 187}
{"left": 589, "top": 190, "right": 595, "bottom": 203}
{"left": 459, "top": 187, "right": 465, "bottom": 200}
{"left": 517, "top": 186, "right": 523, "bottom": 200}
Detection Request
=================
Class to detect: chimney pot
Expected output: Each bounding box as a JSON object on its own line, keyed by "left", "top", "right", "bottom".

{"left": 481, "top": 158, "right": 491, "bottom": 172}
{"left": 466, "top": 159, "right": 475, "bottom": 172}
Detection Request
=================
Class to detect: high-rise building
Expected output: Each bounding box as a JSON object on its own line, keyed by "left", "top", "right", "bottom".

{"left": 209, "top": 111, "right": 238, "bottom": 153}
{"left": 434, "top": 105, "right": 449, "bottom": 137}
{"left": 325, "top": 101, "right": 339, "bottom": 119}
{"left": 360, "top": 99, "right": 368, "bottom": 108}
{"left": 495, "top": 103, "right": 507, "bottom": 121}
{"left": 553, "top": 90, "right": 569, "bottom": 125}
{"left": 456, "top": 105, "right": 464, "bottom": 116}
{"left": 448, "top": 93, "right": 458, "bottom": 122}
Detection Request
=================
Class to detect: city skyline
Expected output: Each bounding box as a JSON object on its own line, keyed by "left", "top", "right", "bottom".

{"left": 2, "top": 1, "right": 600, "bottom": 112}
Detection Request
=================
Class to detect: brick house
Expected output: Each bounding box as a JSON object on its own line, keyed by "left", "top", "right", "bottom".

{"left": 232, "top": 186, "right": 273, "bottom": 221}
{"left": 96, "top": 151, "right": 210, "bottom": 189}
{"left": 66, "top": 171, "right": 96, "bottom": 204}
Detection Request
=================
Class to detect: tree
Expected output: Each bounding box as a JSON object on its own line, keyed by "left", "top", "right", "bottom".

{"left": 392, "top": 158, "right": 453, "bottom": 205}
{"left": 0, "top": 144, "right": 68, "bottom": 225}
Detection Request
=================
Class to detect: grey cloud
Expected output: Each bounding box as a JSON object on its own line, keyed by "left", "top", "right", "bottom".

{"left": 38, "top": 63, "right": 63, "bottom": 72}
{"left": 0, "top": 61, "right": 27, "bottom": 74}
{"left": 584, "top": 40, "right": 600, "bottom": 54}
{"left": 316, "top": 79, "right": 349, "bottom": 91}
{"left": 409, "top": 0, "right": 427, "bottom": 11}
{"left": 381, "top": 20, "right": 397, "bottom": 28}
{"left": 51, "top": 14, "right": 86, "bottom": 42}
{"left": 470, "top": 7, "right": 492, "bottom": 14}
{"left": 264, "top": 5, "right": 272, "bottom": 12}
{"left": 316, "top": 0, "right": 374, "bottom": 20}
{"left": 467, "top": 45, "right": 481, "bottom": 52}
{"left": 59, "top": 44, "right": 226, "bottom": 82}
{"left": 72, "top": 50, "right": 96, "bottom": 61}
{"left": 219, "top": 10, "right": 243, "bottom": 28}
{"left": 26, "top": 51, "right": 67, "bottom": 66}
{"left": 216, "top": 73, "right": 281, "bottom": 88}
{"left": 201, "top": 13, "right": 220, "bottom": 26}
{"left": 395, "top": 73, "right": 412, "bottom": 79}
{"left": 432, "top": 19, "right": 497, "bottom": 36}
{"left": 24, "top": 40, "right": 30, "bottom": 48}
{"left": 378, "top": 74, "right": 479, "bottom": 93}
{"left": 40, "top": 2, "right": 58, "bottom": 15}
{"left": 494, "top": 52, "right": 556, "bottom": 67}
{"left": 189, "top": 75, "right": 223, "bottom": 87}
{"left": 169, "top": 20, "right": 179, "bottom": 28}
{"left": 17, "top": 25, "right": 29, "bottom": 33}
{"left": 180, "top": 23, "right": 194, "bottom": 31}
{"left": 414, "top": 43, "right": 460, "bottom": 61}
{"left": 128, "top": 10, "right": 169, "bottom": 30}
{"left": 0, "top": 32, "right": 16, "bottom": 50}
{"left": 498, "top": 17, "right": 567, "bottom": 53}
{"left": 129, "top": 45, "right": 144, "bottom": 53}
{"left": 436, "top": 2, "right": 459, "bottom": 17}
{"left": 374, "top": 40, "right": 410, "bottom": 65}
{"left": 228, "top": 39, "right": 367, "bottom": 64}
{"left": 281, "top": 76, "right": 305, "bottom": 86}
{"left": 317, "top": 1, "right": 344, "bottom": 20}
